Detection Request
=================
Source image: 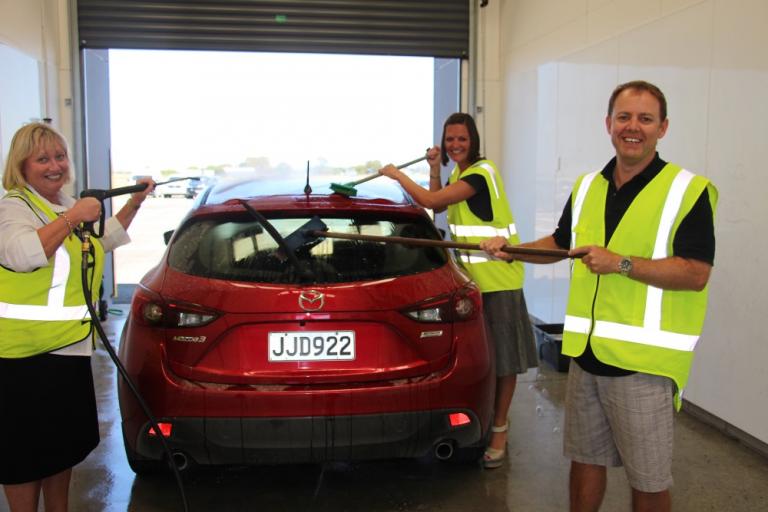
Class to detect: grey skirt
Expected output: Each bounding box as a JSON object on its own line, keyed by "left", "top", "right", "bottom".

{"left": 482, "top": 289, "right": 538, "bottom": 377}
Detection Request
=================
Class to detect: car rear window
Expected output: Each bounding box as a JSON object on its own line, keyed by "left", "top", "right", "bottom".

{"left": 167, "top": 213, "right": 447, "bottom": 284}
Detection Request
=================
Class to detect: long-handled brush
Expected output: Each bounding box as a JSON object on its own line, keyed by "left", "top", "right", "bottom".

{"left": 308, "top": 229, "right": 576, "bottom": 259}
{"left": 280, "top": 215, "right": 577, "bottom": 260}
{"left": 330, "top": 154, "right": 428, "bottom": 197}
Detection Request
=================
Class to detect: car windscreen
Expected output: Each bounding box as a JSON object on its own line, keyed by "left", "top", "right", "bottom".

{"left": 167, "top": 212, "right": 448, "bottom": 284}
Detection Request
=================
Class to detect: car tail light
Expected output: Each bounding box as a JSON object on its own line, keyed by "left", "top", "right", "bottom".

{"left": 148, "top": 422, "right": 173, "bottom": 437}
{"left": 402, "top": 284, "right": 480, "bottom": 323}
{"left": 132, "top": 287, "right": 219, "bottom": 328}
{"left": 448, "top": 412, "right": 472, "bottom": 427}
{"left": 404, "top": 303, "right": 448, "bottom": 322}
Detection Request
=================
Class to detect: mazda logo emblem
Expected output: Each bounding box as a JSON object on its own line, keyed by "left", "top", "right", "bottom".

{"left": 299, "top": 290, "right": 324, "bottom": 311}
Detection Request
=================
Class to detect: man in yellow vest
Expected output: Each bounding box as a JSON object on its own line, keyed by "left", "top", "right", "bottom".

{"left": 481, "top": 80, "right": 717, "bottom": 512}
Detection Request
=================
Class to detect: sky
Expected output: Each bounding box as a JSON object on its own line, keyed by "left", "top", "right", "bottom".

{"left": 108, "top": 50, "right": 435, "bottom": 177}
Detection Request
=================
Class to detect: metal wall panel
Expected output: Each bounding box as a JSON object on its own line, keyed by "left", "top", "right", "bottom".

{"left": 77, "top": 1, "right": 468, "bottom": 58}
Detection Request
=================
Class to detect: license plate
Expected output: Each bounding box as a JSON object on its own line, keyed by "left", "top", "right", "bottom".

{"left": 268, "top": 331, "right": 355, "bottom": 361}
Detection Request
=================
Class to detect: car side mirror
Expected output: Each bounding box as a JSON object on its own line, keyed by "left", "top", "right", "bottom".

{"left": 163, "top": 230, "right": 174, "bottom": 245}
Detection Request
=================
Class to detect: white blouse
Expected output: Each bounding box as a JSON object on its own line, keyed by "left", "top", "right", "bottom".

{"left": 0, "top": 186, "right": 131, "bottom": 356}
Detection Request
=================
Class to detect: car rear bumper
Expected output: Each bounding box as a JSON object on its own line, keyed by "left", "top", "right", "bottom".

{"left": 130, "top": 409, "right": 484, "bottom": 465}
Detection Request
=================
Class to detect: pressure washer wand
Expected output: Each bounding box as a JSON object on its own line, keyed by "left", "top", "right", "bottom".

{"left": 80, "top": 182, "right": 149, "bottom": 201}
{"left": 80, "top": 176, "right": 192, "bottom": 202}
{"left": 79, "top": 183, "right": 149, "bottom": 240}
{"left": 79, "top": 177, "right": 194, "bottom": 239}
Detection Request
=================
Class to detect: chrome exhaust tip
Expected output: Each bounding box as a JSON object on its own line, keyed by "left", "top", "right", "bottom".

{"left": 434, "top": 441, "right": 455, "bottom": 460}
{"left": 171, "top": 451, "right": 189, "bottom": 471}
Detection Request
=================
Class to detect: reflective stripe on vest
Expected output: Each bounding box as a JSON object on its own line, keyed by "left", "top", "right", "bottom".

{"left": 0, "top": 245, "right": 90, "bottom": 321}
{"left": 457, "top": 252, "right": 495, "bottom": 264}
{"left": 449, "top": 223, "right": 517, "bottom": 238}
{"left": 570, "top": 171, "right": 599, "bottom": 249}
{"left": 564, "top": 315, "right": 698, "bottom": 351}
{"left": 445, "top": 160, "right": 524, "bottom": 292}
{"left": 474, "top": 162, "right": 501, "bottom": 198}
{"left": 567, "top": 168, "right": 699, "bottom": 352}
{"left": 448, "top": 162, "right": 516, "bottom": 238}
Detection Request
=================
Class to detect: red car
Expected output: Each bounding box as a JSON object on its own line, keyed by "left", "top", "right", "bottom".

{"left": 118, "top": 178, "right": 495, "bottom": 473}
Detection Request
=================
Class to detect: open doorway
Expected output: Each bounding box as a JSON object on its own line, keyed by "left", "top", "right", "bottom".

{"left": 83, "top": 49, "right": 460, "bottom": 301}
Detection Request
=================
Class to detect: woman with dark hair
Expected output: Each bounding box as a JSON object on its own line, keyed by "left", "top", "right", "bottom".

{"left": 380, "top": 112, "right": 537, "bottom": 469}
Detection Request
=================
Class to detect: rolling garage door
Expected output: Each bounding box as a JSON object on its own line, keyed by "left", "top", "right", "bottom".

{"left": 76, "top": 0, "right": 469, "bottom": 58}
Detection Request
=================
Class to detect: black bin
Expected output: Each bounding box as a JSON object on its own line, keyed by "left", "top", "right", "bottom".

{"left": 532, "top": 323, "right": 570, "bottom": 372}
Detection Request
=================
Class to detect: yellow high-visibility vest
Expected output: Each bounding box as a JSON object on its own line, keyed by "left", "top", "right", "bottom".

{"left": 563, "top": 163, "right": 718, "bottom": 409}
{"left": 446, "top": 159, "right": 524, "bottom": 292}
{"left": 0, "top": 188, "right": 104, "bottom": 358}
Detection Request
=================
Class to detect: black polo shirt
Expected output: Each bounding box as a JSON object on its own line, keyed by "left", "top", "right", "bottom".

{"left": 552, "top": 153, "right": 716, "bottom": 376}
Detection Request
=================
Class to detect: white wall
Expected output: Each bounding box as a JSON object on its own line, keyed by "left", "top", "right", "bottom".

{"left": 494, "top": 0, "right": 768, "bottom": 444}
{"left": 0, "top": 44, "right": 42, "bottom": 165}
{"left": 0, "top": 0, "right": 74, "bottom": 157}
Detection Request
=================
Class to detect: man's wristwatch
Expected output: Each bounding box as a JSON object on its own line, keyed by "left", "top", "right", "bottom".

{"left": 618, "top": 256, "right": 633, "bottom": 276}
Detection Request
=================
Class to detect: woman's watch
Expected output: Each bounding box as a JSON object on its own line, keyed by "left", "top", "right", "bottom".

{"left": 618, "top": 256, "right": 633, "bottom": 276}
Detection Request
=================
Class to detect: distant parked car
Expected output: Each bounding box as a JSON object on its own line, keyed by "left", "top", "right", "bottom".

{"left": 157, "top": 178, "right": 188, "bottom": 198}
{"left": 118, "top": 177, "right": 494, "bottom": 473}
{"left": 131, "top": 175, "right": 157, "bottom": 197}
{"left": 185, "top": 176, "right": 216, "bottom": 198}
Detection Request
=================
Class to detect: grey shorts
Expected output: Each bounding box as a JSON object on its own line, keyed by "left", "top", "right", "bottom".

{"left": 563, "top": 362, "right": 675, "bottom": 492}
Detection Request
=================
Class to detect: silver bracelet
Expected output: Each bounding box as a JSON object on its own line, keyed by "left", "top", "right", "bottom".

{"left": 60, "top": 212, "right": 75, "bottom": 233}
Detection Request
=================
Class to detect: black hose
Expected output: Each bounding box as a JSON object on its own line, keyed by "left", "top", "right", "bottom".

{"left": 80, "top": 234, "right": 189, "bottom": 512}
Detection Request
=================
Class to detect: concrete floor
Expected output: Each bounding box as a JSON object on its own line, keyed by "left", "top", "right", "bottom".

{"left": 3, "top": 310, "right": 768, "bottom": 512}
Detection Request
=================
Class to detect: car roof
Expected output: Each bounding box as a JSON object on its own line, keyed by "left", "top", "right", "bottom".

{"left": 198, "top": 177, "right": 421, "bottom": 213}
